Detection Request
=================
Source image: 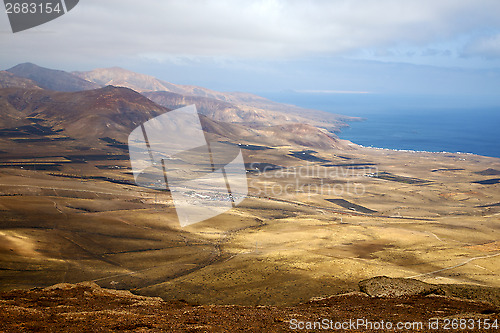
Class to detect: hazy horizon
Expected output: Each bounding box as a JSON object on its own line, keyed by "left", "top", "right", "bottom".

{"left": 1, "top": 1, "right": 500, "bottom": 100}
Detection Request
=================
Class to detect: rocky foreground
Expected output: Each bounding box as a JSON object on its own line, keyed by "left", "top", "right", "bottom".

{"left": 0, "top": 277, "right": 498, "bottom": 332}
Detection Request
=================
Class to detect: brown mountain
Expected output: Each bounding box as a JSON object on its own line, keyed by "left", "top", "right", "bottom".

{"left": 73, "top": 67, "right": 184, "bottom": 94}
{"left": 7, "top": 64, "right": 358, "bottom": 132}
{"left": 74, "top": 67, "right": 358, "bottom": 132}
{"left": 0, "top": 71, "right": 41, "bottom": 89}
{"left": 143, "top": 91, "right": 266, "bottom": 124}
{"left": 199, "top": 115, "right": 347, "bottom": 150}
{"left": 0, "top": 86, "right": 346, "bottom": 148}
{"left": 143, "top": 90, "right": 354, "bottom": 132}
{"left": 2, "top": 64, "right": 358, "bottom": 149}
{"left": 7, "top": 63, "right": 100, "bottom": 92}
{"left": 0, "top": 86, "right": 167, "bottom": 142}
{"left": 0, "top": 85, "right": 346, "bottom": 150}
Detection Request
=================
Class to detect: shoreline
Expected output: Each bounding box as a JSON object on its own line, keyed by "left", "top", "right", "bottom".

{"left": 339, "top": 131, "right": 500, "bottom": 159}
{"left": 343, "top": 141, "right": 500, "bottom": 160}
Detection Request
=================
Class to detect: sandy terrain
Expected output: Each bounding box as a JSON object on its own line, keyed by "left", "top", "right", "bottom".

{"left": 0, "top": 138, "right": 498, "bottom": 307}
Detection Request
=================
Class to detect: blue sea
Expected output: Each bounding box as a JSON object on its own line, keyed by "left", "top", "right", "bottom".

{"left": 259, "top": 92, "right": 500, "bottom": 158}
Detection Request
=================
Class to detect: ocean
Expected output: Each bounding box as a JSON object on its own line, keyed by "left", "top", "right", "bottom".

{"left": 259, "top": 92, "right": 500, "bottom": 158}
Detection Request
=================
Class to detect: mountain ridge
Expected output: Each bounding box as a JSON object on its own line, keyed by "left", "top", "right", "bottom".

{"left": 0, "top": 85, "right": 349, "bottom": 150}
{"left": 5, "top": 63, "right": 358, "bottom": 133}
{"left": 0, "top": 86, "right": 168, "bottom": 142}
{"left": 1, "top": 63, "right": 358, "bottom": 149}
{"left": 74, "top": 66, "right": 356, "bottom": 132}
{"left": 0, "top": 70, "right": 41, "bottom": 90}
{"left": 7, "top": 63, "right": 100, "bottom": 92}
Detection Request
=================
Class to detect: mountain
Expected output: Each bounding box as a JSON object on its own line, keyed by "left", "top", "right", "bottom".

{"left": 143, "top": 91, "right": 348, "bottom": 148}
{"left": 0, "top": 86, "right": 167, "bottom": 141}
{"left": 143, "top": 91, "right": 268, "bottom": 124}
{"left": 73, "top": 67, "right": 185, "bottom": 94}
{"left": 2, "top": 63, "right": 358, "bottom": 149}
{"left": 0, "top": 71, "right": 41, "bottom": 89}
{"left": 255, "top": 123, "right": 344, "bottom": 149}
{"left": 5, "top": 64, "right": 358, "bottom": 134}
{"left": 0, "top": 85, "right": 346, "bottom": 150}
{"left": 0, "top": 85, "right": 348, "bottom": 151}
{"left": 74, "top": 67, "right": 357, "bottom": 131}
{"left": 198, "top": 114, "right": 346, "bottom": 149}
{"left": 7, "top": 63, "right": 100, "bottom": 92}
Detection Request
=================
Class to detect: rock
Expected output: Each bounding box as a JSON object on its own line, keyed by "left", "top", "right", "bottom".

{"left": 44, "top": 281, "right": 163, "bottom": 303}
{"left": 309, "top": 291, "right": 369, "bottom": 302}
{"left": 1, "top": 281, "right": 497, "bottom": 332}
{"left": 43, "top": 281, "right": 100, "bottom": 291}
{"left": 440, "top": 284, "right": 500, "bottom": 308}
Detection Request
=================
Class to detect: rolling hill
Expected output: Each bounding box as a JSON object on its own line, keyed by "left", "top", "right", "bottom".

{"left": 0, "top": 86, "right": 167, "bottom": 142}
{"left": 5, "top": 63, "right": 359, "bottom": 134}
{"left": 0, "top": 71, "right": 41, "bottom": 90}
{"left": 1, "top": 63, "right": 355, "bottom": 149}
{"left": 7, "top": 63, "right": 100, "bottom": 92}
{"left": 75, "top": 66, "right": 356, "bottom": 131}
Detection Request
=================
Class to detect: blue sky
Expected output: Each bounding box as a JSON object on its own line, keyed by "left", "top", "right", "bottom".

{"left": 1, "top": 0, "right": 500, "bottom": 100}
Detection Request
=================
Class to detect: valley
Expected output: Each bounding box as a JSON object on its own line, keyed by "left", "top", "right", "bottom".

{"left": 0, "top": 134, "right": 498, "bottom": 306}
{"left": 0, "top": 63, "right": 498, "bottom": 308}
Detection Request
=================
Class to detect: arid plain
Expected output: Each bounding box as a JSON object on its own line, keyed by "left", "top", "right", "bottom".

{"left": 0, "top": 64, "right": 498, "bottom": 307}
{"left": 1, "top": 135, "right": 498, "bottom": 306}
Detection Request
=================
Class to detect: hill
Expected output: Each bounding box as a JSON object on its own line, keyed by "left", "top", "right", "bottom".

{"left": 0, "top": 71, "right": 41, "bottom": 89}
{"left": 75, "top": 66, "right": 357, "bottom": 131}
{"left": 7, "top": 63, "right": 101, "bottom": 92}
{"left": 0, "top": 86, "right": 167, "bottom": 141}
{"left": 4, "top": 63, "right": 358, "bottom": 137}
{"left": 0, "top": 79, "right": 349, "bottom": 150}
{"left": 0, "top": 279, "right": 497, "bottom": 332}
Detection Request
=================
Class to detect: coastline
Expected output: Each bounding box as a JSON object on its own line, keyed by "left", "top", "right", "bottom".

{"left": 350, "top": 142, "right": 476, "bottom": 156}
{"left": 345, "top": 141, "right": 500, "bottom": 162}
{"left": 336, "top": 112, "right": 500, "bottom": 159}
{"left": 260, "top": 92, "right": 500, "bottom": 159}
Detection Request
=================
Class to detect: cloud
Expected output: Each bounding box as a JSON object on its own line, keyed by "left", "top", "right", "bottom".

{"left": 463, "top": 33, "right": 500, "bottom": 58}
{"left": 1, "top": 0, "right": 500, "bottom": 66}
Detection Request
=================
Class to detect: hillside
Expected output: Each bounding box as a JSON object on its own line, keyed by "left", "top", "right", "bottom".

{"left": 7, "top": 63, "right": 100, "bottom": 92}
{"left": 0, "top": 63, "right": 498, "bottom": 328}
{"left": 0, "top": 71, "right": 41, "bottom": 90}
{"left": 0, "top": 279, "right": 497, "bottom": 332}
{"left": 0, "top": 85, "right": 347, "bottom": 150}
{"left": 75, "top": 66, "right": 357, "bottom": 131}
{"left": 3, "top": 63, "right": 358, "bottom": 137}
{"left": 0, "top": 86, "right": 167, "bottom": 142}
{"left": 1, "top": 63, "right": 362, "bottom": 140}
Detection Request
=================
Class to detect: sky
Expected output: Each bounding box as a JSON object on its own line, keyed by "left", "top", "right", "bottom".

{"left": 1, "top": 0, "right": 500, "bottom": 101}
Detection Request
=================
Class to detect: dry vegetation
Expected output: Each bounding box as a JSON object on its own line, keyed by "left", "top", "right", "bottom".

{"left": 1, "top": 281, "right": 497, "bottom": 332}
{"left": 0, "top": 135, "right": 499, "bottom": 308}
